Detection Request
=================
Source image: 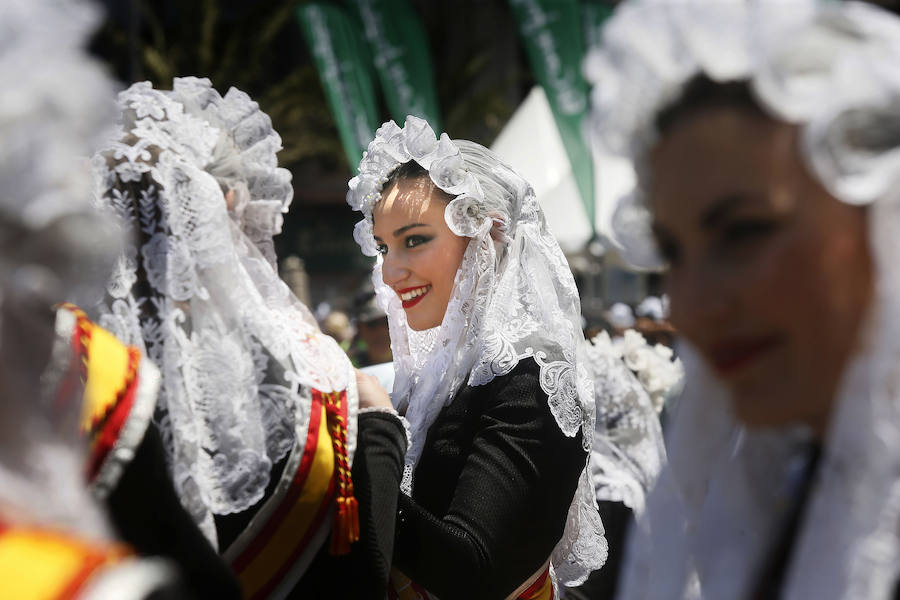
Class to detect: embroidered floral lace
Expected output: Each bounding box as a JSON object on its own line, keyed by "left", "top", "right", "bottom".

{"left": 94, "top": 77, "right": 356, "bottom": 547}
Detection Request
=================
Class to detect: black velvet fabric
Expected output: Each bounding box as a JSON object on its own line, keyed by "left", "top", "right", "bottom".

{"left": 387, "top": 357, "right": 587, "bottom": 600}
{"left": 106, "top": 423, "right": 242, "bottom": 600}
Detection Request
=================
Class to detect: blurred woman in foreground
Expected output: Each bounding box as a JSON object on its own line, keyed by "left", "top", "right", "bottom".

{"left": 0, "top": 0, "right": 190, "bottom": 596}
{"left": 587, "top": 1, "right": 900, "bottom": 598}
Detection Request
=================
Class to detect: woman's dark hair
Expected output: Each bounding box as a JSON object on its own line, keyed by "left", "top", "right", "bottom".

{"left": 385, "top": 160, "right": 429, "bottom": 189}
{"left": 655, "top": 75, "right": 769, "bottom": 137}
{"left": 379, "top": 159, "right": 453, "bottom": 207}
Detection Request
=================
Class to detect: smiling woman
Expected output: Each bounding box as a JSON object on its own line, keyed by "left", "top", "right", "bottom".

{"left": 372, "top": 162, "right": 469, "bottom": 331}
{"left": 347, "top": 117, "right": 606, "bottom": 599}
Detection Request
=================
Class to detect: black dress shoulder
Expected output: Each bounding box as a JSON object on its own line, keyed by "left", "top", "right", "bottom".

{"left": 366, "top": 357, "right": 588, "bottom": 600}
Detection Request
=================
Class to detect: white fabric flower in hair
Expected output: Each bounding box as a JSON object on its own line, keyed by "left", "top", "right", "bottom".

{"left": 353, "top": 219, "right": 379, "bottom": 257}
{"left": 445, "top": 195, "right": 487, "bottom": 237}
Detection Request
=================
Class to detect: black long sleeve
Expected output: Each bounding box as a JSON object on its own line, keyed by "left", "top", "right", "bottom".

{"left": 106, "top": 423, "right": 242, "bottom": 600}
{"left": 392, "top": 358, "right": 586, "bottom": 600}
{"left": 351, "top": 411, "right": 408, "bottom": 594}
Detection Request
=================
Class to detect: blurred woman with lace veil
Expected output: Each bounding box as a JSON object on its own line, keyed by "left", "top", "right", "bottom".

{"left": 0, "top": 0, "right": 201, "bottom": 597}
{"left": 92, "top": 76, "right": 406, "bottom": 599}
{"left": 585, "top": 0, "right": 900, "bottom": 597}
{"left": 348, "top": 117, "right": 612, "bottom": 599}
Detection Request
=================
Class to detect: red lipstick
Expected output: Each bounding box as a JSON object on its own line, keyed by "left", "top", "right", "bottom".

{"left": 707, "top": 335, "right": 783, "bottom": 377}
{"left": 397, "top": 285, "right": 431, "bottom": 310}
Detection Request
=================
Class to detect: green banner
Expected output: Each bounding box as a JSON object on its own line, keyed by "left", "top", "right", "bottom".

{"left": 297, "top": 3, "right": 380, "bottom": 168}
{"left": 582, "top": 0, "right": 615, "bottom": 50}
{"left": 508, "top": 0, "right": 595, "bottom": 230}
{"left": 346, "top": 0, "right": 442, "bottom": 132}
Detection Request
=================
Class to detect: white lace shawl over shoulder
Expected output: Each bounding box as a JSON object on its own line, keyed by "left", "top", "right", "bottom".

{"left": 587, "top": 2, "right": 900, "bottom": 598}
{"left": 347, "top": 116, "right": 606, "bottom": 587}
{"left": 93, "top": 77, "right": 356, "bottom": 548}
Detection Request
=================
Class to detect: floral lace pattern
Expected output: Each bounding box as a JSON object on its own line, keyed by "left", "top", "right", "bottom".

{"left": 94, "top": 79, "right": 355, "bottom": 547}
{"left": 348, "top": 117, "right": 606, "bottom": 587}
{"left": 607, "top": 330, "right": 684, "bottom": 414}
{"left": 583, "top": 332, "right": 672, "bottom": 515}
{"left": 590, "top": 3, "right": 900, "bottom": 599}
{"left": 168, "top": 78, "right": 294, "bottom": 269}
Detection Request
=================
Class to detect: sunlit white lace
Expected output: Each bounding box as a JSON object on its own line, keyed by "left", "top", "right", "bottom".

{"left": 94, "top": 79, "right": 356, "bottom": 547}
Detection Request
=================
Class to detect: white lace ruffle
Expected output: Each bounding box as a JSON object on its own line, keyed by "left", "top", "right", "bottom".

{"left": 359, "top": 406, "right": 412, "bottom": 450}
{"left": 167, "top": 77, "right": 294, "bottom": 268}
{"left": 349, "top": 117, "right": 606, "bottom": 587}
{"left": 592, "top": 3, "right": 900, "bottom": 599}
{"left": 94, "top": 79, "right": 355, "bottom": 547}
{"left": 348, "top": 118, "right": 486, "bottom": 257}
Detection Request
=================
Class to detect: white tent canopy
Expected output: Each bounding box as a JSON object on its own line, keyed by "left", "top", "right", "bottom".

{"left": 490, "top": 86, "right": 635, "bottom": 256}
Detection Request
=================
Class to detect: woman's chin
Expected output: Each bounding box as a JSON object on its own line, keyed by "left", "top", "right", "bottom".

{"left": 729, "top": 386, "right": 817, "bottom": 432}
{"left": 403, "top": 302, "right": 446, "bottom": 332}
{"left": 405, "top": 313, "right": 440, "bottom": 331}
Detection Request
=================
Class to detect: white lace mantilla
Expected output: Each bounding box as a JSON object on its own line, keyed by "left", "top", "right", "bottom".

{"left": 94, "top": 78, "right": 356, "bottom": 547}
{"left": 348, "top": 117, "right": 606, "bottom": 587}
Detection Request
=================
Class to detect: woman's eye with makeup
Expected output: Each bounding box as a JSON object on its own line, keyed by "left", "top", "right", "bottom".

{"left": 717, "top": 219, "right": 778, "bottom": 257}
{"left": 405, "top": 234, "right": 431, "bottom": 249}
{"left": 375, "top": 243, "right": 388, "bottom": 256}
{"left": 722, "top": 219, "right": 776, "bottom": 244}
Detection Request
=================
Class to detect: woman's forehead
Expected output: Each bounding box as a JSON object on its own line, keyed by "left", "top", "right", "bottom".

{"left": 375, "top": 178, "right": 446, "bottom": 222}
{"left": 650, "top": 110, "right": 796, "bottom": 217}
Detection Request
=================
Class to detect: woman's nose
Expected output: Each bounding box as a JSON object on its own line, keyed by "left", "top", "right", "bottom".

{"left": 381, "top": 253, "right": 410, "bottom": 288}
{"left": 668, "top": 263, "right": 733, "bottom": 339}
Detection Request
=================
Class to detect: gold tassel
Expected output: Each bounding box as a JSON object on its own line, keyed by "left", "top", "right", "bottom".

{"left": 330, "top": 495, "right": 360, "bottom": 555}
{"left": 323, "top": 390, "right": 360, "bottom": 556}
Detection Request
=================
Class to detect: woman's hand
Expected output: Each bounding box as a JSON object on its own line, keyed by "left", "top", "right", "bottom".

{"left": 356, "top": 369, "right": 394, "bottom": 410}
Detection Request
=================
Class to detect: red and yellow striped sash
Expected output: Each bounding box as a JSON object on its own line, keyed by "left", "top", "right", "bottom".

{"left": 518, "top": 567, "right": 554, "bottom": 600}
{"left": 0, "top": 521, "right": 130, "bottom": 600}
{"left": 227, "top": 388, "right": 358, "bottom": 599}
